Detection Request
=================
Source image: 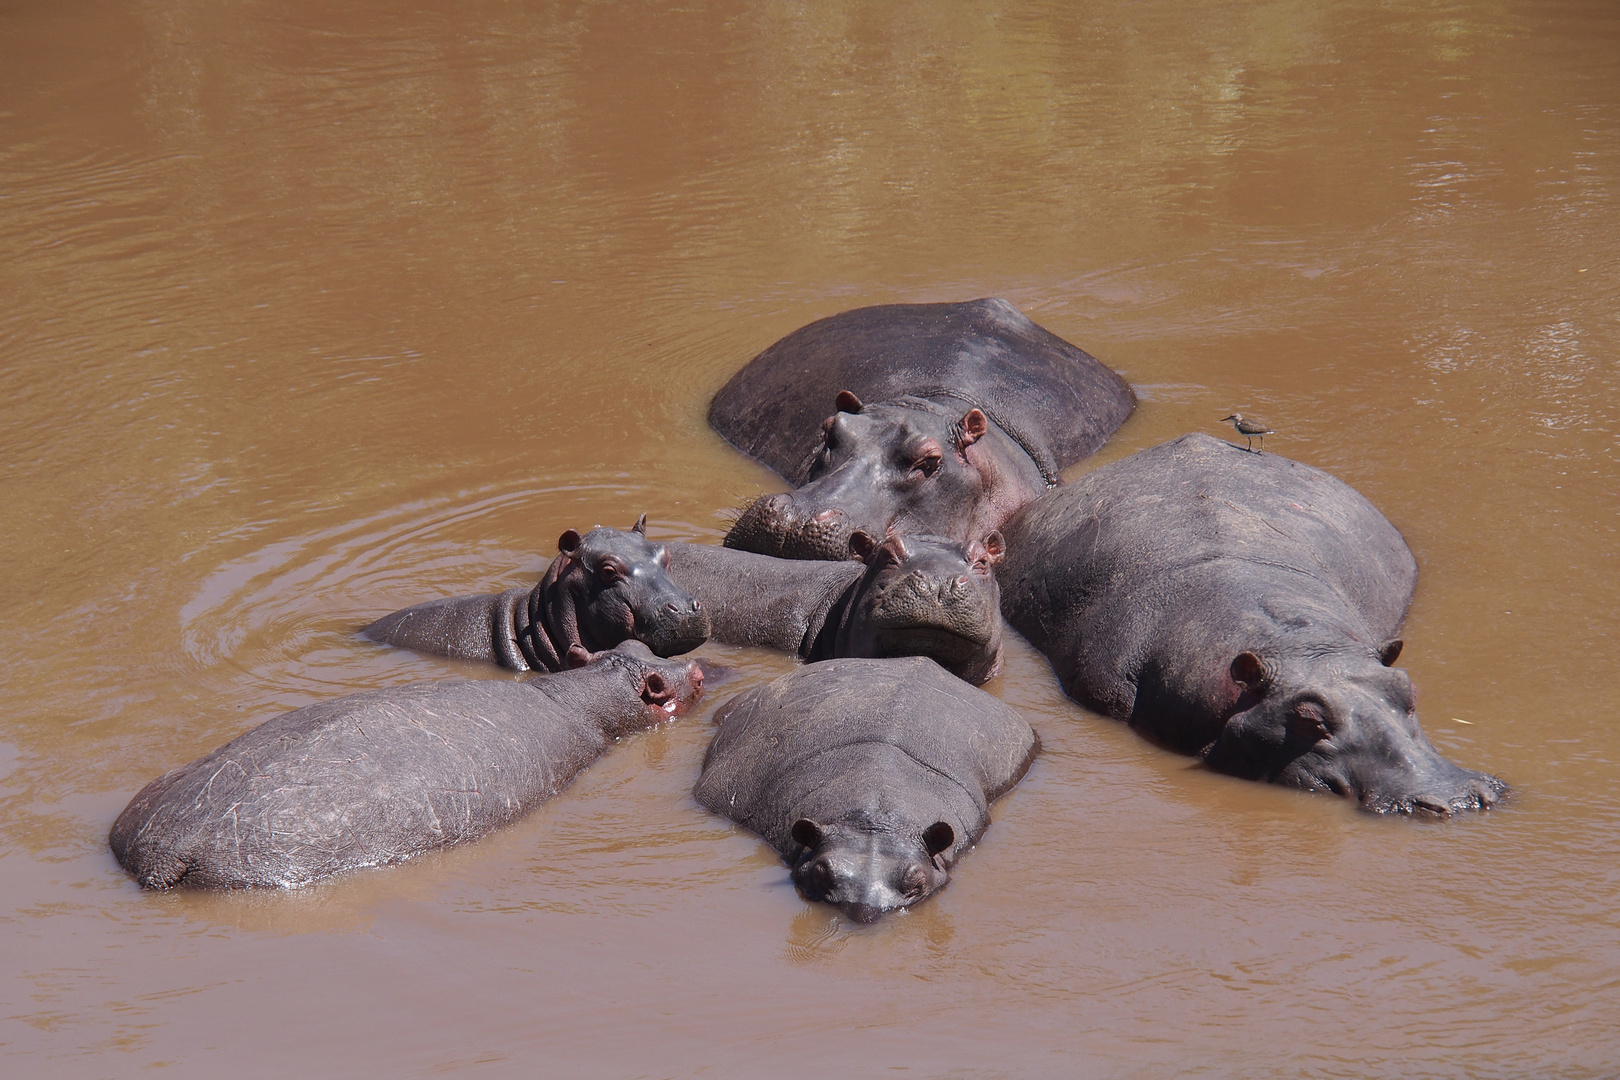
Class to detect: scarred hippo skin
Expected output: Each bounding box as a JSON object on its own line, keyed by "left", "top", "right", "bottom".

{"left": 666, "top": 530, "right": 1006, "bottom": 685}
{"left": 109, "top": 642, "right": 704, "bottom": 889}
{"left": 714, "top": 299, "right": 1136, "bottom": 560}
{"left": 360, "top": 518, "right": 710, "bottom": 671}
{"left": 694, "top": 657, "right": 1038, "bottom": 923}
{"left": 998, "top": 433, "right": 1505, "bottom": 816}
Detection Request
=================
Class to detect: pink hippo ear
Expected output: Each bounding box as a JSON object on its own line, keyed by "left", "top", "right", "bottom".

{"left": 879, "top": 530, "right": 911, "bottom": 564}
{"left": 958, "top": 408, "right": 988, "bottom": 447}
{"left": 565, "top": 644, "right": 593, "bottom": 669}
{"left": 975, "top": 531, "right": 1007, "bottom": 567}
{"left": 558, "top": 529, "right": 583, "bottom": 556}
{"left": 834, "top": 390, "right": 864, "bottom": 414}
{"left": 631, "top": 513, "right": 648, "bottom": 535}
{"left": 847, "top": 530, "right": 880, "bottom": 564}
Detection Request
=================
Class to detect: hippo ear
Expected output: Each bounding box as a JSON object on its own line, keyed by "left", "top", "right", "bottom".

{"left": 834, "top": 390, "right": 864, "bottom": 414}
{"left": 1379, "top": 639, "right": 1404, "bottom": 666}
{"left": 847, "top": 530, "right": 879, "bottom": 564}
{"left": 565, "top": 644, "right": 593, "bottom": 669}
{"left": 879, "top": 529, "right": 911, "bottom": 563}
{"left": 921, "top": 821, "right": 954, "bottom": 857}
{"left": 959, "top": 408, "right": 988, "bottom": 447}
{"left": 979, "top": 531, "right": 1007, "bottom": 566}
{"left": 791, "top": 818, "right": 825, "bottom": 850}
{"left": 631, "top": 513, "right": 647, "bottom": 536}
{"left": 558, "top": 529, "right": 583, "bottom": 556}
{"left": 640, "top": 670, "right": 671, "bottom": 708}
{"left": 1230, "top": 651, "right": 1270, "bottom": 690}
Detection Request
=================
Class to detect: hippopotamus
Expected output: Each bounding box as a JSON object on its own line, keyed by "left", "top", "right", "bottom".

{"left": 711, "top": 299, "right": 1135, "bottom": 560}
{"left": 694, "top": 656, "right": 1039, "bottom": 922}
{"left": 667, "top": 530, "right": 1006, "bottom": 684}
{"left": 109, "top": 642, "right": 704, "bottom": 889}
{"left": 360, "top": 517, "right": 709, "bottom": 671}
{"left": 997, "top": 433, "right": 1505, "bottom": 816}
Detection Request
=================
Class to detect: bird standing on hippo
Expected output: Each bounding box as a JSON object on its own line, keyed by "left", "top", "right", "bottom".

{"left": 712, "top": 298, "right": 1135, "bottom": 560}
{"left": 360, "top": 517, "right": 710, "bottom": 671}
{"left": 694, "top": 656, "right": 1038, "bottom": 923}
{"left": 997, "top": 433, "right": 1505, "bottom": 816}
{"left": 109, "top": 642, "right": 705, "bottom": 890}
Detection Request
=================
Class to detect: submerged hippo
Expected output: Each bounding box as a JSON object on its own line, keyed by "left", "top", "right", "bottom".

{"left": 998, "top": 433, "right": 1505, "bottom": 816}
{"left": 668, "top": 530, "right": 1006, "bottom": 684}
{"left": 695, "top": 657, "right": 1039, "bottom": 922}
{"left": 713, "top": 299, "right": 1135, "bottom": 560}
{"left": 361, "top": 517, "right": 709, "bottom": 671}
{"left": 110, "top": 642, "right": 704, "bottom": 889}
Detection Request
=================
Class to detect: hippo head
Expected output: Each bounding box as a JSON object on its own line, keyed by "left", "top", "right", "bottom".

{"left": 1201, "top": 644, "right": 1507, "bottom": 816}
{"left": 788, "top": 817, "right": 954, "bottom": 923}
{"left": 554, "top": 516, "right": 711, "bottom": 658}
{"left": 725, "top": 392, "right": 1029, "bottom": 560}
{"left": 587, "top": 640, "right": 705, "bottom": 737}
{"left": 840, "top": 529, "right": 1006, "bottom": 685}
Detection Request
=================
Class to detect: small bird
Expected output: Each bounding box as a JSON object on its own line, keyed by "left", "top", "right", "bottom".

{"left": 1221, "top": 413, "right": 1274, "bottom": 453}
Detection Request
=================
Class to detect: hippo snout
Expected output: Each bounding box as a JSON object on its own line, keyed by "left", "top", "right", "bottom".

{"left": 1367, "top": 771, "right": 1507, "bottom": 817}
{"left": 726, "top": 493, "right": 854, "bottom": 561}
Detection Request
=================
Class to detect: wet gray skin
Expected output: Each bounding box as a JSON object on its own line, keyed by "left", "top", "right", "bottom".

{"left": 109, "top": 642, "right": 706, "bottom": 890}
{"left": 815, "top": 529, "right": 1006, "bottom": 685}
{"left": 998, "top": 433, "right": 1506, "bottom": 817}
{"left": 694, "top": 656, "right": 1039, "bottom": 923}
{"left": 362, "top": 516, "right": 710, "bottom": 671}
{"left": 724, "top": 392, "right": 1045, "bottom": 561}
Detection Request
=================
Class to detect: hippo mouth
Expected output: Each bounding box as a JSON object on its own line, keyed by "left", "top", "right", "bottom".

{"left": 1361, "top": 776, "right": 1507, "bottom": 817}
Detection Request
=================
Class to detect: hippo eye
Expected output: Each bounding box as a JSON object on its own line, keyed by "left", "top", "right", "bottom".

{"left": 1288, "top": 700, "right": 1336, "bottom": 743}
{"left": 900, "top": 866, "right": 929, "bottom": 898}
{"left": 912, "top": 451, "right": 942, "bottom": 478}
{"left": 597, "top": 558, "right": 628, "bottom": 584}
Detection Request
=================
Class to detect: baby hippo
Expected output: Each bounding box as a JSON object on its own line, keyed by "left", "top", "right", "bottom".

{"left": 109, "top": 642, "right": 704, "bottom": 889}
{"left": 667, "top": 529, "right": 1006, "bottom": 684}
{"left": 695, "top": 657, "right": 1038, "bottom": 923}
{"left": 361, "top": 516, "right": 710, "bottom": 671}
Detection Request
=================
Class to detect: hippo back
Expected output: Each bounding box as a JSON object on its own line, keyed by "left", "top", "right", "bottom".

{"left": 694, "top": 656, "right": 1037, "bottom": 857}
{"left": 998, "top": 434, "right": 1418, "bottom": 710}
{"left": 709, "top": 299, "right": 1135, "bottom": 485}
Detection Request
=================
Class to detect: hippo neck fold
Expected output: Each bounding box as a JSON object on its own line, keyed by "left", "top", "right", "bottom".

{"left": 518, "top": 557, "right": 579, "bottom": 671}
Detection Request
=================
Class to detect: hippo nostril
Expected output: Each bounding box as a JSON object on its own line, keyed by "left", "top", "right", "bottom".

{"left": 1410, "top": 796, "right": 1452, "bottom": 818}
{"left": 691, "top": 598, "right": 702, "bottom": 611}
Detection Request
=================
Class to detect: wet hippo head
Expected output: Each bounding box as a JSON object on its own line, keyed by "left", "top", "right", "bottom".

{"left": 725, "top": 392, "right": 1034, "bottom": 560}
{"left": 1202, "top": 644, "right": 1507, "bottom": 816}
{"left": 788, "top": 817, "right": 954, "bottom": 923}
{"left": 841, "top": 529, "right": 1006, "bottom": 685}
{"left": 550, "top": 516, "right": 711, "bottom": 661}
{"left": 586, "top": 640, "right": 706, "bottom": 736}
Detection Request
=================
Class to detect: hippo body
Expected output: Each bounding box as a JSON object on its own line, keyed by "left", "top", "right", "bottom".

{"left": 714, "top": 299, "right": 1136, "bottom": 560}
{"left": 668, "top": 533, "right": 1005, "bottom": 684}
{"left": 998, "top": 433, "right": 1504, "bottom": 815}
{"left": 694, "top": 657, "right": 1038, "bottom": 922}
{"left": 109, "top": 644, "right": 704, "bottom": 889}
{"left": 362, "top": 521, "right": 709, "bottom": 671}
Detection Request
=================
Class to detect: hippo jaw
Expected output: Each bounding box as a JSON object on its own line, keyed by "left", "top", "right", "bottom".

{"left": 1203, "top": 655, "right": 1506, "bottom": 816}
{"left": 724, "top": 397, "right": 1008, "bottom": 561}
{"left": 789, "top": 818, "right": 953, "bottom": 923}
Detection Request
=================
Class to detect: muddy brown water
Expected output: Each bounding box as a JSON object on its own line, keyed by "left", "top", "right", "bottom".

{"left": 2, "top": 1, "right": 1617, "bottom": 1076}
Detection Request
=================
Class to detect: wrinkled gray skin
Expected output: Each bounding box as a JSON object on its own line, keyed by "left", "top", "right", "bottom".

{"left": 714, "top": 299, "right": 1135, "bottom": 560}
{"left": 361, "top": 518, "right": 710, "bottom": 671}
{"left": 109, "top": 642, "right": 704, "bottom": 889}
{"left": 998, "top": 433, "right": 1505, "bottom": 817}
{"left": 695, "top": 657, "right": 1038, "bottom": 923}
{"left": 666, "top": 530, "right": 1006, "bottom": 684}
